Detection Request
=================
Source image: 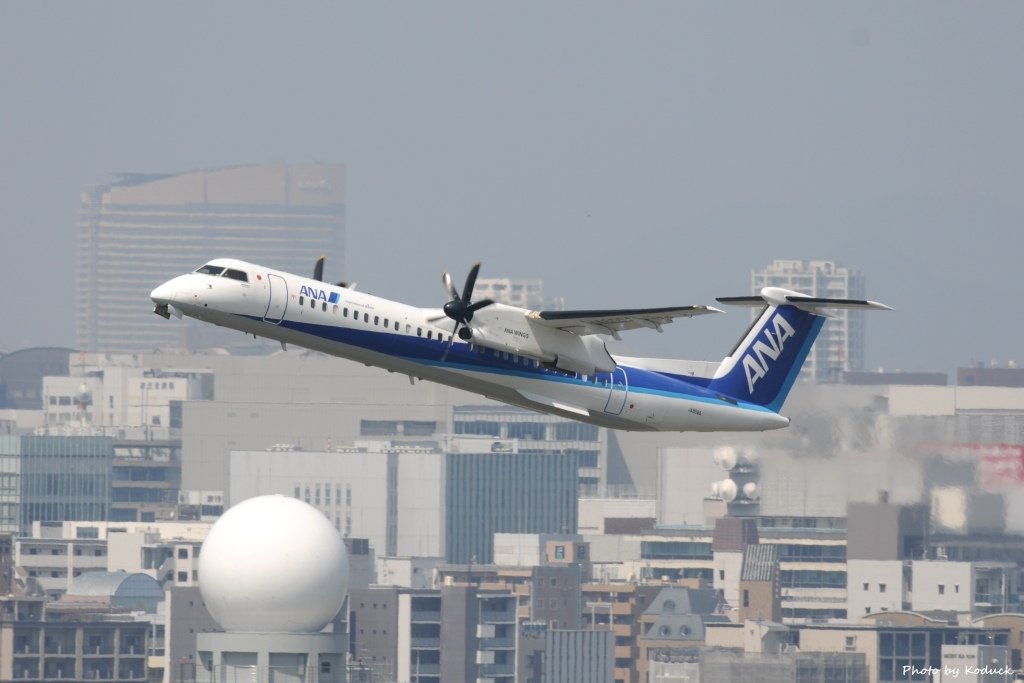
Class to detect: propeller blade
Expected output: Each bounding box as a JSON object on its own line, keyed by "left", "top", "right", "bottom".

{"left": 462, "top": 262, "right": 482, "bottom": 303}
{"left": 442, "top": 270, "right": 460, "bottom": 301}
{"left": 441, "top": 324, "right": 459, "bottom": 361}
{"left": 313, "top": 255, "right": 325, "bottom": 282}
{"left": 465, "top": 298, "right": 494, "bottom": 316}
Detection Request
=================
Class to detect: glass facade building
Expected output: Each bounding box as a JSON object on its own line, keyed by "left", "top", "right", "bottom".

{"left": 0, "top": 435, "right": 112, "bottom": 534}
{"left": 445, "top": 447, "right": 579, "bottom": 564}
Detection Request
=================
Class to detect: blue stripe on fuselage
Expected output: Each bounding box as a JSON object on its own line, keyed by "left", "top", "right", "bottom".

{"left": 241, "top": 314, "right": 766, "bottom": 412}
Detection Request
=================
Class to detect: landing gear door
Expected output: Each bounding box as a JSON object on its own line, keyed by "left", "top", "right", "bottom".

{"left": 604, "top": 366, "right": 628, "bottom": 415}
{"left": 263, "top": 274, "right": 288, "bottom": 324}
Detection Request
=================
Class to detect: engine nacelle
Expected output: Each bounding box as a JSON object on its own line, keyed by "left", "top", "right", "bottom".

{"left": 466, "top": 304, "right": 617, "bottom": 375}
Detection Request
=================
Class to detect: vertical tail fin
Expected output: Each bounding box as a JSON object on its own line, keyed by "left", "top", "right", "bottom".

{"left": 708, "top": 287, "right": 892, "bottom": 412}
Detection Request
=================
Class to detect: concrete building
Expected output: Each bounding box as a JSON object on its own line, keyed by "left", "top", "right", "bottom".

{"left": 14, "top": 519, "right": 211, "bottom": 602}
{"left": 580, "top": 582, "right": 663, "bottom": 683}
{"left": 752, "top": 259, "right": 869, "bottom": 383}
{"left": 14, "top": 535, "right": 108, "bottom": 601}
{"left": 0, "top": 348, "right": 74, "bottom": 411}
{"left": 228, "top": 441, "right": 444, "bottom": 558}
{"left": 43, "top": 362, "right": 212, "bottom": 434}
{"left": 636, "top": 586, "right": 726, "bottom": 682}
{"left": 739, "top": 543, "right": 781, "bottom": 623}
{"left": 76, "top": 163, "right": 345, "bottom": 353}
{"left": 0, "top": 587, "right": 152, "bottom": 683}
{"left": 541, "top": 628, "right": 614, "bottom": 683}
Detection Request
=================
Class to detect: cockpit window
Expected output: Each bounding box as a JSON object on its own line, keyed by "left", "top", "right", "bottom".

{"left": 195, "top": 264, "right": 225, "bottom": 276}
{"left": 223, "top": 269, "right": 248, "bottom": 282}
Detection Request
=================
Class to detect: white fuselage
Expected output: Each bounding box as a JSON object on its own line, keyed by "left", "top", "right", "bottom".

{"left": 150, "top": 259, "right": 789, "bottom": 433}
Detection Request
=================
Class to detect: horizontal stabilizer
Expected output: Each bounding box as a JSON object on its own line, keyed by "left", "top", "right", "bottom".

{"left": 707, "top": 286, "right": 891, "bottom": 412}
{"left": 717, "top": 287, "right": 892, "bottom": 312}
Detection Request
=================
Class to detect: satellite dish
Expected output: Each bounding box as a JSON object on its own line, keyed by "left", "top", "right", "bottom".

{"left": 719, "top": 478, "right": 738, "bottom": 502}
{"left": 713, "top": 447, "right": 737, "bottom": 471}
{"left": 736, "top": 448, "right": 759, "bottom": 467}
{"left": 743, "top": 482, "right": 759, "bottom": 500}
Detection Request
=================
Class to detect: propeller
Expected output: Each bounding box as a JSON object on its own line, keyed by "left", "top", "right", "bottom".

{"left": 438, "top": 262, "right": 494, "bottom": 360}
{"left": 313, "top": 255, "right": 355, "bottom": 289}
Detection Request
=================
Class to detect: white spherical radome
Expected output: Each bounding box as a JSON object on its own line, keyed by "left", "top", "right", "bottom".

{"left": 198, "top": 495, "right": 349, "bottom": 633}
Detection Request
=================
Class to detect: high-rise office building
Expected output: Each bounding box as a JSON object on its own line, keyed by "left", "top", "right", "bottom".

{"left": 751, "top": 259, "right": 867, "bottom": 383}
{"left": 76, "top": 163, "right": 344, "bottom": 352}
{"left": 445, "top": 437, "right": 580, "bottom": 564}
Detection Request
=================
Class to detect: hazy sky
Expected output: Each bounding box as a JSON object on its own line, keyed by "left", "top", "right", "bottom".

{"left": 1, "top": 3, "right": 1021, "bottom": 374}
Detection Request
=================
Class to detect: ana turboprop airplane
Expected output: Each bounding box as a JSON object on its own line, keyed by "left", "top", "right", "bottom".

{"left": 150, "top": 258, "right": 890, "bottom": 433}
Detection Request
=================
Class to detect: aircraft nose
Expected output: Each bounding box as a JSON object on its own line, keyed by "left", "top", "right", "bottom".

{"left": 150, "top": 281, "right": 177, "bottom": 304}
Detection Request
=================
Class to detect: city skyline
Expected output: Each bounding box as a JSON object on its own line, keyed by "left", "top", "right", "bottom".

{"left": 2, "top": 5, "right": 1021, "bottom": 375}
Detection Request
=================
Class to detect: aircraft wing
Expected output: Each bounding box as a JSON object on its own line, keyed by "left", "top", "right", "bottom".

{"left": 528, "top": 305, "right": 722, "bottom": 338}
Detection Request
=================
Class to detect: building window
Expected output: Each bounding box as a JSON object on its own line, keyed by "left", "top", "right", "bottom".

{"left": 742, "top": 589, "right": 749, "bottom": 607}
{"left": 938, "top": 584, "right": 945, "bottom": 595}
{"left": 863, "top": 583, "right": 869, "bottom": 591}
{"left": 554, "top": 545, "right": 565, "bottom": 560}
{"left": 879, "top": 583, "right": 886, "bottom": 593}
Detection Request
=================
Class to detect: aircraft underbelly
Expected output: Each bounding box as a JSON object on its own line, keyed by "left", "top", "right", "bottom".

{"left": 183, "top": 308, "right": 782, "bottom": 432}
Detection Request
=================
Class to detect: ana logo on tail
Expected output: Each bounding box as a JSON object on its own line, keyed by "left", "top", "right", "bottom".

{"left": 742, "top": 313, "right": 796, "bottom": 393}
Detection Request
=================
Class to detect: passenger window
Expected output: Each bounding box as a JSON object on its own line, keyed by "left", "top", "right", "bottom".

{"left": 364, "top": 313, "right": 369, "bottom": 323}
{"left": 322, "top": 302, "right": 327, "bottom": 312}
{"left": 223, "top": 269, "right": 248, "bottom": 282}
{"left": 299, "top": 296, "right": 304, "bottom": 306}
{"left": 343, "top": 308, "right": 348, "bottom": 317}
{"left": 417, "top": 328, "right": 422, "bottom": 337}
{"left": 373, "top": 316, "right": 379, "bottom": 326}
{"left": 427, "top": 330, "right": 432, "bottom": 340}
{"left": 309, "top": 298, "right": 315, "bottom": 309}
{"left": 394, "top": 322, "right": 399, "bottom": 331}
{"left": 333, "top": 305, "right": 338, "bottom": 314}
{"left": 383, "top": 318, "right": 389, "bottom": 328}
